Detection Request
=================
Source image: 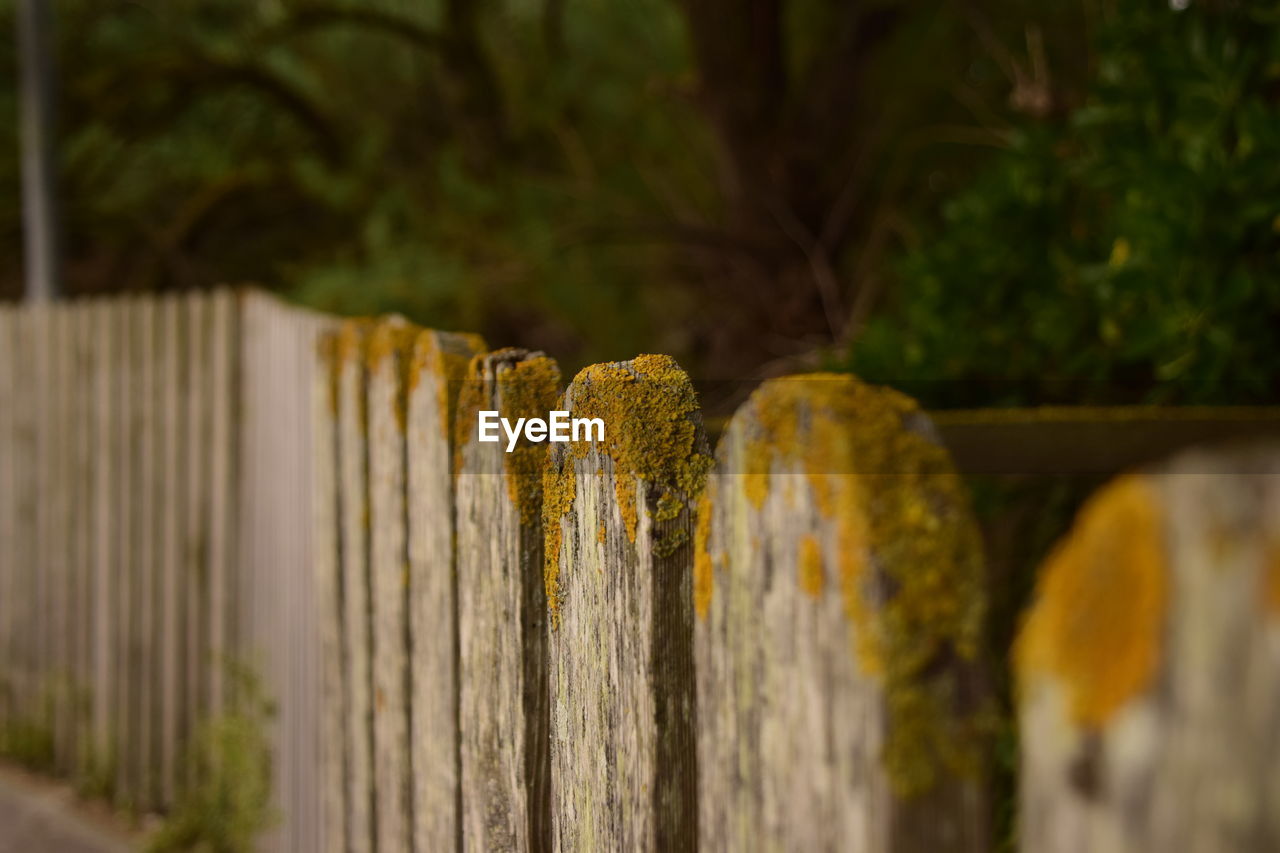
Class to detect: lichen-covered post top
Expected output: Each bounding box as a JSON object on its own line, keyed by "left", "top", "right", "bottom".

{"left": 542, "top": 353, "right": 713, "bottom": 623}
{"left": 1016, "top": 447, "right": 1280, "bottom": 853}
{"left": 699, "top": 373, "right": 989, "bottom": 798}
{"left": 454, "top": 347, "right": 563, "bottom": 523}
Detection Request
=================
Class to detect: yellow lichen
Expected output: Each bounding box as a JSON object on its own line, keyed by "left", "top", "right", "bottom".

{"left": 1265, "top": 540, "right": 1280, "bottom": 617}
{"left": 452, "top": 350, "right": 561, "bottom": 529}
{"left": 365, "top": 319, "right": 420, "bottom": 432}
{"left": 615, "top": 473, "right": 638, "bottom": 544}
{"left": 497, "top": 355, "right": 563, "bottom": 525}
{"left": 331, "top": 319, "right": 374, "bottom": 435}
{"left": 798, "top": 534, "right": 825, "bottom": 598}
{"left": 407, "top": 331, "right": 485, "bottom": 436}
{"left": 694, "top": 483, "right": 716, "bottom": 620}
{"left": 544, "top": 354, "right": 713, "bottom": 626}
{"left": 1015, "top": 475, "right": 1167, "bottom": 729}
{"left": 542, "top": 459, "right": 576, "bottom": 628}
{"left": 737, "top": 374, "right": 987, "bottom": 796}
{"left": 453, "top": 353, "right": 488, "bottom": 478}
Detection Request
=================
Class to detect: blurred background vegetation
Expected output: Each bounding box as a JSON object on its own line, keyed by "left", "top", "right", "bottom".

{"left": 2, "top": 0, "right": 1275, "bottom": 408}
{"left": 2, "top": 2, "right": 1276, "bottom": 847}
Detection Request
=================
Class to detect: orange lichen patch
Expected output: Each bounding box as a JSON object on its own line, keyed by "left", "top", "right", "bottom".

{"left": 330, "top": 319, "right": 376, "bottom": 434}
{"left": 736, "top": 374, "right": 986, "bottom": 795}
{"left": 798, "top": 535, "right": 825, "bottom": 598}
{"left": 1015, "top": 475, "right": 1168, "bottom": 729}
{"left": 497, "top": 355, "right": 562, "bottom": 525}
{"left": 615, "top": 473, "right": 639, "bottom": 544}
{"left": 365, "top": 319, "right": 420, "bottom": 432}
{"left": 406, "top": 331, "right": 484, "bottom": 436}
{"left": 565, "top": 353, "right": 712, "bottom": 530}
{"left": 453, "top": 353, "right": 489, "bottom": 477}
{"left": 318, "top": 331, "right": 341, "bottom": 417}
{"left": 1266, "top": 541, "right": 1280, "bottom": 616}
{"left": 694, "top": 483, "right": 716, "bottom": 619}
{"left": 451, "top": 349, "right": 561, "bottom": 528}
{"left": 544, "top": 354, "right": 711, "bottom": 627}
{"left": 542, "top": 458, "right": 576, "bottom": 627}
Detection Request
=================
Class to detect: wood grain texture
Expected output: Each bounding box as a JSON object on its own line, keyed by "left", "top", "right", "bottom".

{"left": 90, "top": 299, "right": 117, "bottom": 787}
{"left": 544, "top": 355, "right": 709, "bottom": 852}
{"left": 315, "top": 325, "right": 345, "bottom": 853}
{"left": 696, "top": 376, "right": 989, "bottom": 852}
{"left": 206, "top": 289, "right": 238, "bottom": 721}
{"left": 155, "top": 295, "right": 182, "bottom": 807}
{"left": 366, "top": 318, "right": 414, "bottom": 853}
{"left": 456, "top": 349, "right": 560, "bottom": 853}
{"left": 0, "top": 305, "right": 14, "bottom": 726}
{"left": 72, "top": 301, "right": 96, "bottom": 783}
{"left": 334, "top": 320, "right": 376, "bottom": 853}
{"left": 51, "top": 304, "right": 74, "bottom": 774}
{"left": 181, "top": 292, "right": 210, "bottom": 796}
{"left": 112, "top": 297, "right": 136, "bottom": 807}
{"left": 404, "top": 327, "right": 484, "bottom": 853}
{"left": 237, "top": 292, "right": 331, "bottom": 852}
{"left": 1017, "top": 445, "right": 1280, "bottom": 853}
{"left": 13, "top": 308, "right": 38, "bottom": 723}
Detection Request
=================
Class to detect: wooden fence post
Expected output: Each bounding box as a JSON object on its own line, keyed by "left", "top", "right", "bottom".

{"left": 1017, "top": 445, "right": 1280, "bottom": 853}
{"left": 72, "top": 300, "right": 96, "bottom": 784}
{"left": 544, "top": 355, "right": 711, "bottom": 851}
{"left": 111, "top": 296, "right": 135, "bottom": 806}
{"left": 90, "top": 297, "right": 117, "bottom": 791}
{"left": 315, "top": 325, "right": 345, "bottom": 852}
{"left": 0, "top": 304, "right": 14, "bottom": 727}
{"left": 333, "top": 320, "right": 376, "bottom": 853}
{"left": 51, "top": 303, "right": 74, "bottom": 774}
{"left": 324, "top": 318, "right": 482, "bottom": 852}
{"left": 404, "top": 326, "right": 483, "bottom": 853}
{"left": 366, "top": 318, "right": 415, "bottom": 853}
{"left": 696, "top": 375, "right": 989, "bottom": 852}
{"left": 455, "top": 348, "right": 561, "bottom": 852}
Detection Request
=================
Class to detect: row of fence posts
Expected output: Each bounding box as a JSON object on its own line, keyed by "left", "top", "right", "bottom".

{"left": 0, "top": 289, "right": 1277, "bottom": 852}
{"left": 0, "top": 290, "right": 329, "bottom": 851}
{"left": 315, "top": 310, "right": 1280, "bottom": 853}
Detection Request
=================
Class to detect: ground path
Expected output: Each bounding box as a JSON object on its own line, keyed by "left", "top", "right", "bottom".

{"left": 0, "top": 763, "right": 142, "bottom": 852}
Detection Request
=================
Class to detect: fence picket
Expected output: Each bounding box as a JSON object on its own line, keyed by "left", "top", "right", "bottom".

{"left": 544, "top": 355, "right": 709, "bottom": 851}
{"left": 456, "top": 349, "right": 560, "bottom": 852}
{"left": 1017, "top": 447, "right": 1280, "bottom": 853}
{"left": 696, "top": 376, "right": 989, "bottom": 852}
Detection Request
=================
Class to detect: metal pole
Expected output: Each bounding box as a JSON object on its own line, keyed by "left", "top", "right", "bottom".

{"left": 16, "top": 0, "right": 61, "bottom": 303}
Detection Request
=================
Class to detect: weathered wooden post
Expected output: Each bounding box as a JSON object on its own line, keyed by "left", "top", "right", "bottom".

{"left": 455, "top": 349, "right": 561, "bottom": 852}
{"left": 315, "top": 326, "right": 345, "bottom": 851}
{"left": 331, "top": 319, "right": 376, "bottom": 852}
{"left": 0, "top": 303, "right": 14, "bottom": 727}
{"left": 696, "top": 375, "right": 989, "bottom": 852}
{"left": 404, "top": 326, "right": 483, "bottom": 853}
{"left": 1017, "top": 446, "right": 1280, "bottom": 853}
{"left": 180, "top": 291, "right": 210, "bottom": 796}
{"left": 91, "top": 296, "right": 118, "bottom": 790}
{"left": 366, "top": 317, "right": 416, "bottom": 853}
{"left": 324, "top": 318, "right": 482, "bottom": 852}
{"left": 544, "top": 354, "right": 711, "bottom": 851}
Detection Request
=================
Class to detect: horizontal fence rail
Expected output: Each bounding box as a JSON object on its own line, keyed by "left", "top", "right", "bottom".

{"left": 1, "top": 288, "right": 1278, "bottom": 853}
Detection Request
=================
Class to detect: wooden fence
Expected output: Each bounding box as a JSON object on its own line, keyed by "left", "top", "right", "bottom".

{"left": 0, "top": 290, "right": 331, "bottom": 851}
{"left": 1, "top": 288, "right": 1278, "bottom": 852}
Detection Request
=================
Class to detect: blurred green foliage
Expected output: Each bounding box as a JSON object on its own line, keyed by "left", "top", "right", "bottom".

{"left": 147, "top": 659, "right": 275, "bottom": 853}
{"left": 851, "top": 2, "right": 1280, "bottom": 406}
{"left": 3, "top": 0, "right": 1110, "bottom": 381}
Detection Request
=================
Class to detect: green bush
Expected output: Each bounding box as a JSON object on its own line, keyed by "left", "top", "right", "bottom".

{"left": 147, "top": 661, "right": 275, "bottom": 853}
{"left": 851, "top": 1, "right": 1280, "bottom": 407}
